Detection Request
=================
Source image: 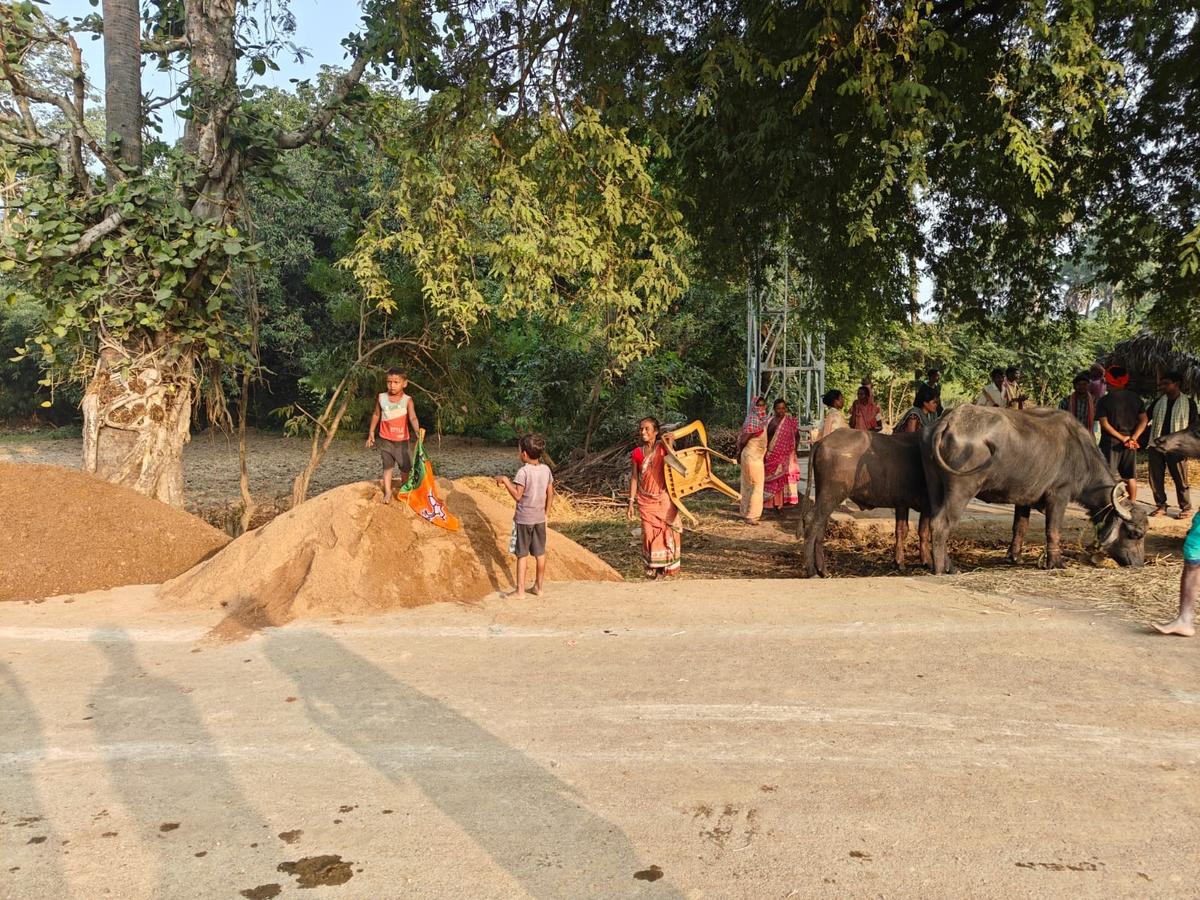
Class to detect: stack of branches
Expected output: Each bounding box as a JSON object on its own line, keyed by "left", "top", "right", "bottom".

{"left": 554, "top": 441, "right": 633, "bottom": 499}
{"left": 554, "top": 422, "right": 745, "bottom": 499}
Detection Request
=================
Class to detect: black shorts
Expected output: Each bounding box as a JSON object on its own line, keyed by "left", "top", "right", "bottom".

{"left": 378, "top": 437, "right": 412, "bottom": 472}
{"left": 513, "top": 522, "right": 547, "bottom": 559}
{"left": 1102, "top": 441, "right": 1136, "bottom": 480}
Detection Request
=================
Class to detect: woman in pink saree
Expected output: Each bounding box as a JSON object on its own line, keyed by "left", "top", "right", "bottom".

{"left": 627, "top": 416, "right": 680, "bottom": 577}
{"left": 764, "top": 399, "right": 801, "bottom": 512}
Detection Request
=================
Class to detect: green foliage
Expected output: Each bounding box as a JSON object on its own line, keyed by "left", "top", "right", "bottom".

{"left": 0, "top": 168, "right": 259, "bottom": 385}
{"left": 825, "top": 308, "right": 1142, "bottom": 425}
{"left": 344, "top": 105, "right": 691, "bottom": 373}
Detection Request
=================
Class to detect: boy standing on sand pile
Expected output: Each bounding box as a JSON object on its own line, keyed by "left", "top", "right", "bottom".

{"left": 366, "top": 368, "right": 420, "bottom": 504}
{"left": 496, "top": 434, "right": 555, "bottom": 599}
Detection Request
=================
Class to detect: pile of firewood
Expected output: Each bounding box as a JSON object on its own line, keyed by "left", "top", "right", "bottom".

{"left": 554, "top": 442, "right": 633, "bottom": 497}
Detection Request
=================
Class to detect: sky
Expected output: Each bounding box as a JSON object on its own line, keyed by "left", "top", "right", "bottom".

{"left": 50, "top": 0, "right": 365, "bottom": 143}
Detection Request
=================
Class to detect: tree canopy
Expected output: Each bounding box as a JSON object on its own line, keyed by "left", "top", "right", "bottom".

{"left": 0, "top": 0, "right": 1196, "bottom": 497}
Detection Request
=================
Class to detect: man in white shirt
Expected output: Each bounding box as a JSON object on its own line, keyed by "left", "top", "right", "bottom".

{"left": 976, "top": 367, "right": 1007, "bottom": 407}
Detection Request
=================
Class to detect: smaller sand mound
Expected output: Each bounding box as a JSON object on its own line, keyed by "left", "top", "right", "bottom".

{"left": 160, "top": 478, "right": 620, "bottom": 634}
{"left": 0, "top": 463, "right": 230, "bottom": 601}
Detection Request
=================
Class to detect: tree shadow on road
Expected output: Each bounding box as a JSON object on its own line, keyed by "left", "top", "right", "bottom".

{"left": 0, "top": 661, "right": 71, "bottom": 899}
{"left": 88, "top": 630, "right": 276, "bottom": 898}
{"left": 262, "top": 627, "right": 679, "bottom": 899}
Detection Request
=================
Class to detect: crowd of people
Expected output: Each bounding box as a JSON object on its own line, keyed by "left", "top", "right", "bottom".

{"left": 363, "top": 363, "right": 1197, "bottom": 637}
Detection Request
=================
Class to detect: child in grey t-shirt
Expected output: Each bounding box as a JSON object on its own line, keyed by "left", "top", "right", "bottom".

{"left": 495, "top": 433, "right": 555, "bottom": 598}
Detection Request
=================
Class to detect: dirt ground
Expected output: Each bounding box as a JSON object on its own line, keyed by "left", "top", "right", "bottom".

{"left": 3, "top": 433, "right": 1199, "bottom": 897}
{"left": 3, "top": 432, "right": 1194, "bottom": 631}
{"left": 2, "top": 579, "right": 1198, "bottom": 899}
{"left": 0, "top": 430, "right": 516, "bottom": 529}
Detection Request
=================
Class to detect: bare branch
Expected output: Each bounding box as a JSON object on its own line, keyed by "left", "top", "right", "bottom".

{"left": 275, "top": 55, "right": 369, "bottom": 149}
{"left": 0, "top": 124, "right": 56, "bottom": 148}
{"left": 65, "top": 211, "right": 123, "bottom": 257}
{"left": 146, "top": 82, "right": 189, "bottom": 112}
{"left": 142, "top": 35, "right": 189, "bottom": 55}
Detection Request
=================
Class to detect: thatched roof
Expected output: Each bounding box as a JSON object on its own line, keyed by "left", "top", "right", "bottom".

{"left": 1103, "top": 330, "right": 1200, "bottom": 396}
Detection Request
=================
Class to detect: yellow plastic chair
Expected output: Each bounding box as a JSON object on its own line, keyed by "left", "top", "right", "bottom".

{"left": 661, "top": 420, "right": 741, "bottom": 524}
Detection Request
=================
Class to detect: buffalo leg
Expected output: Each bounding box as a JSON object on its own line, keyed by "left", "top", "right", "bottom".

{"left": 929, "top": 482, "right": 975, "bottom": 575}
{"left": 1008, "top": 505, "right": 1031, "bottom": 563}
{"left": 1043, "top": 495, "right": 1066, "bottom": 569}
{"left": 894, "top": 507, "right": 909, "bottom": 569}
{"left": 917, "top": 511, "right": 931, "bottom": 568}
{"left": 802, "top": 489, "right": 845, "bottom": 578}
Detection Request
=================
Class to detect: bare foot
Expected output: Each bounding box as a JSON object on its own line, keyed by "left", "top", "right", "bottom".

{"left": 502, "top": 590, "right": 526, "bottom": 600}
{"left": 1180, "top": 508, "right": 1194, "bottom": 520}
{"left": 1149, "top": 506, "right": 1167, "bottom": 518}
{"left": 529, "top": 585, "right": 542, "bottom": 597}
{"left": 381, "top": 493, "right": 392, "bottom": 505}
{"left": 1152, "top": 618, "right": 1195, "bottom": 637}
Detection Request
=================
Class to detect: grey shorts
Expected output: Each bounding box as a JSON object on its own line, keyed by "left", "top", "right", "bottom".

{"left": 513, "top": 522, "right": 547, "bottom": 559}
{"left": 378, "top": 437, "right": 412, "bottom": 472}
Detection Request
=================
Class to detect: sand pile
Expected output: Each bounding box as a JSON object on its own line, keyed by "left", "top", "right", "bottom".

{"left": 160, "top": 478, "right": 621, "bottom": 632}
{"left": 0, "top": 463, "right": 229, "bottom": 601}
{"left": 454, "top": 475, "right": 581, "bottom": 520}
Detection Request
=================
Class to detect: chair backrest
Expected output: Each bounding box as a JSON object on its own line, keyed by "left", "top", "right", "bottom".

{"left": 663, "top": 446, "right": 714, "bottom": 500}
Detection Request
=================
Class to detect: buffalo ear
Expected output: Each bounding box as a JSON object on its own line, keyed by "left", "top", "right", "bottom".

{"left": 1111, "top": 482, "right": 1134, "bottom": 522}
{"left": 1096, "top": 518, "right": 1121, "bottom": 549}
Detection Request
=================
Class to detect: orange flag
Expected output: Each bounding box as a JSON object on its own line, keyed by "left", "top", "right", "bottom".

{"left": 395, "top": 432, "right": 460, "bottom": 532}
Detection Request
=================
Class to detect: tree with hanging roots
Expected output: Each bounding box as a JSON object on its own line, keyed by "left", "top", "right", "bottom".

{"left": 0, "top": 0, "right": 378, "bottom": 503}
{"left": 0, "top": 0, "right": 688, "bottom": 505}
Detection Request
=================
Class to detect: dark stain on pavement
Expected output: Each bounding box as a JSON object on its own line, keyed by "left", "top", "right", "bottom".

{"left": 278, "top": 855, "right": 355, "bottom": 887}
{"left": 278, "top": 829, "right": 302, "bottom": 844}
{"left": 634, "top": 865, "right": 664, "bottom": 882}
{"left": 239, "top": 884, "right": 281, "bottom": 899}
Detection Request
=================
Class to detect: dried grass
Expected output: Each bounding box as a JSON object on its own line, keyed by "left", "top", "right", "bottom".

{"left": 558, "top": 496, "right": 1185, "bottom": 629}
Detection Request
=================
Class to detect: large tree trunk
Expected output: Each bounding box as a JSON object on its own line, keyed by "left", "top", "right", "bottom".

{"left": 101, "top": 0, "right": 142, "bottom": 170}
{"left": 81, "top": 341, "right": 195, "bottom": 506}
{"left": 79, "top": 0, "right": 239, "bottom": 505}
{"left": 185, "top": 0, "right": 240, "bottom": 220}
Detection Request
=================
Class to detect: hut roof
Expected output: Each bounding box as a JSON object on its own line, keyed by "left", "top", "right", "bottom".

{"left": 1103, "top": 330, "right": 1200, "bottom": 396}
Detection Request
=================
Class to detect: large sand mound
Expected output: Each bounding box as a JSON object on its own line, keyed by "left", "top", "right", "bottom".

{"left": 0, "top": 462, "right": 229, "bottom": 601}
{"left": 160, "top": 478, "right": 620, "bottom": 633}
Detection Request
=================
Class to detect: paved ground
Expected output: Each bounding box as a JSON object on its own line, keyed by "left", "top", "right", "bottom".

{"left": 3, "top": 579, "right": 1198, "bottom": 899}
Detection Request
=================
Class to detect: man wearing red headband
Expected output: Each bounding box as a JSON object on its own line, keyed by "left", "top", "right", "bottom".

{"left": 1096, "top": 366, "right": 1148, "bottom": 502}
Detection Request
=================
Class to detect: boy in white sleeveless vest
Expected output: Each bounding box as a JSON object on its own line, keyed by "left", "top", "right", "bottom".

{"left": 366, "top": 368, "right": 421, "bottom": 503}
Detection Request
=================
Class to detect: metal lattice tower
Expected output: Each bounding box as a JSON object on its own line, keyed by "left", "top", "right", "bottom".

{"left": 745, "top": 253, "right": 825, "bottom": 425}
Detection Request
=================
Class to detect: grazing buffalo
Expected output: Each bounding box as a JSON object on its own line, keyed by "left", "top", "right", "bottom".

{"left": 922, "top": 406, "right": 1147, "bottom": 573}
{"left": 1152, "top": 425, "right": 1200, "bottom": 459}
{"left": 799, "top": 429, "right": 929, "bottom": 577}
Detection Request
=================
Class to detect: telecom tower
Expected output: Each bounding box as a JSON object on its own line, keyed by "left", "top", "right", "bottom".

{"left": 745, "top": 253, "right": 826, "bottom": 425}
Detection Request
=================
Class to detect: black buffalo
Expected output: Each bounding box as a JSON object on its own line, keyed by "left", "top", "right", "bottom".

{"left": 922, "top": 406, "right": 1147, "bottom": 573}
{"left": 799, "top": 429, "right": 930, "bottom": 577}
{"left": 1152, "top": 425, "right": 1200, "bottom": 459}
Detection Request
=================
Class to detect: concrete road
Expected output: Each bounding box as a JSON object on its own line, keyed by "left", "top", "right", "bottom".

{"left": 2, "top": 579, "right": 1199, "bottom": 899}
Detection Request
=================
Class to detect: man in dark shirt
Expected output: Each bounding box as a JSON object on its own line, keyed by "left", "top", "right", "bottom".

{"left": 1096, "top": 366, "right": 1148, "bottom": 503}
{"left": 1147, "top": 371, "right": 1197, "bottom": 518}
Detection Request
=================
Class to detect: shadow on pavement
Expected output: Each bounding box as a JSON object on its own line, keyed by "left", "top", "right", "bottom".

{"left": 0, "top": 661, "right": 71, "bottom": 899}
{"left": 89, "top": 630, "right": 275, "bottom": 898}
{"left": 262, "top": 627, "right": 679, "bottom": 899}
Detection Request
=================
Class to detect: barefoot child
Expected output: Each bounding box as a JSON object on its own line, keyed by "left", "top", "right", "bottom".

{"left": 1154, "top": 511, "right": 1200, "bottom": 637}
{"left": 365, "top": 368, "right": 420, "bottom": 504}
{"left": 496, "top": 434, "right": 554, "bottom": 598}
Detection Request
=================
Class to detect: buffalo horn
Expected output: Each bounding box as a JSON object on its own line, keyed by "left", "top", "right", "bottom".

{"left": 1111, "top": 482, "right": 1134, "bottom": 521}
